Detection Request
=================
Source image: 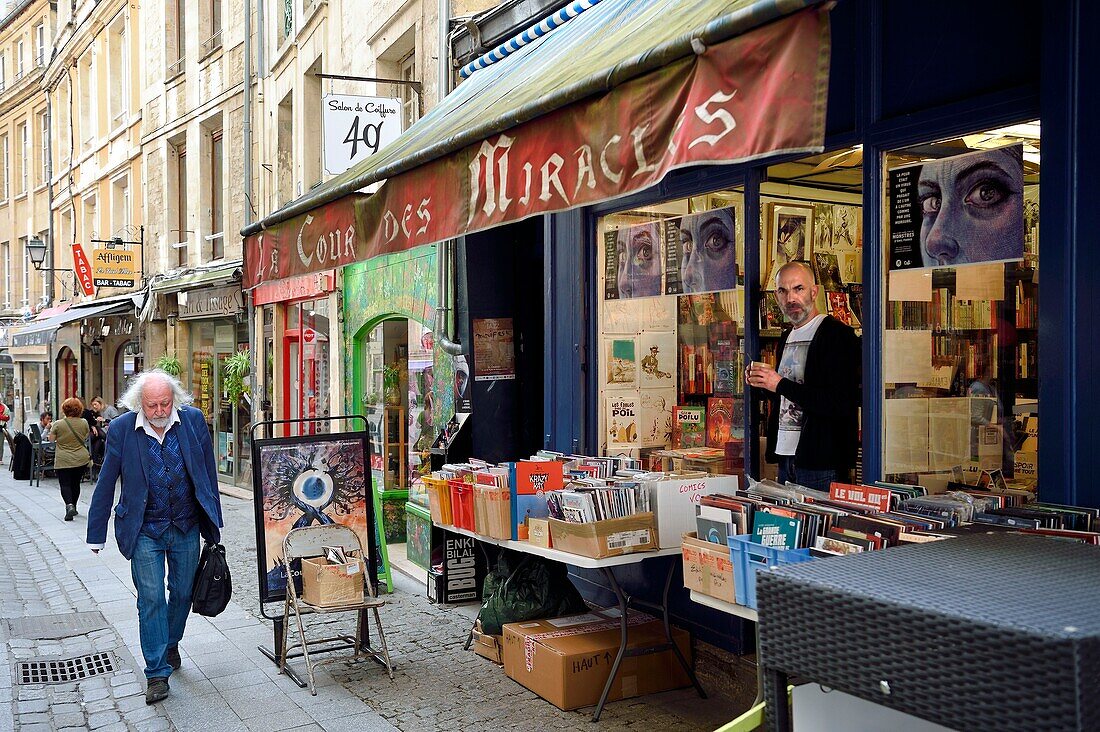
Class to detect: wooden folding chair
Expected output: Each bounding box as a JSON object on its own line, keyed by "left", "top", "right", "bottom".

{"left": 278, "top": 525, "right": 394, "bottom": 694}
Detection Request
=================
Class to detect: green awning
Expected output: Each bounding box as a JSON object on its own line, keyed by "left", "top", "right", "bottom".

{"left": 150, "top": 261, "right": 244, "bottom": 294}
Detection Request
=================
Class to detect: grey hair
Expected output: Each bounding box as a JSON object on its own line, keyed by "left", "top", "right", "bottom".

{"left": 117, "top": 369, "right": 194, "bottom": 413}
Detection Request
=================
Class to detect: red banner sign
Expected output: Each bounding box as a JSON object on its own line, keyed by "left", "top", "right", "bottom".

{"left": 72, "top": 244, "right": 96, "bottom": 296}
{"left": 829, "top": 483, "right": 893, "bottom": 513}
{"left": 244, "top": 8, "right": 830, "bottom": 289}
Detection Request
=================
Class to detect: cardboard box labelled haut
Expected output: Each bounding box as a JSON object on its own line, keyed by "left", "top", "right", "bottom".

{"left": 526, "top": 517, "right": 552, "bottom": 549}
{"left": 427, "top": 528, "right": 487, "bottom": 604}
{"left": 502, "top": 609, "right": 692, "bottom": 711}
{"left": 681, "top": 531, "right": 735, "bottom": 604}
{"left": 548, "top": 513, "right": 657, "bottom": 559}
{"left": 301, "top": 557, "right": 366, "bottom": 607}
{"left": 470, "top": 620, "right": 504, "bottom": 664}
{"left": 645, "top": 475, "right": 738, "bottom": 549}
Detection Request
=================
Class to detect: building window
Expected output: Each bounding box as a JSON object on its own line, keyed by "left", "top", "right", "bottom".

{"left": 596, "top": 190, "right": 746, "bottom": 471}
{"left": 400, "top": 51, "right": 418, "bottom": 130}
{"left": 111, "top": 174, "right": 129, "bottom": 234}
{"left": 15, "top": 40, "right": 24, "bottom": 80}
{"left": 17, "top": 123, "right": 27, "bottom": 194}
{"left": 0, "top": 53, "right": 6, "bottom": 91}
{"left": 83, "top": 195, "right": 97, "bottom": 244}
{"left": 202, "top": 0, "right": 223, "bottom": 56}
{"left": 166, "top": 0, "right": 186, "bottom": 76}
{"left": 109, "top": 20, "right": 128, "bottom": 127}
{"left": 34, "top": 23, "right": 45, "bottom": 67}
{"left": 278, "top": 0, "right": 293, "bottom": 46}
{"left": 173, "top": 142, "right": 188, "bottom": 267}
{"left": 209, "top": 129, "right": 224, "bottom": 259}
{"left": 57, "top": 80, "right": 71, "bottom": 165}
{"left": 38, "top": 111, "right": 48, "bottom": 185}
{"left": 276, "top": 91, "right": 293, "bottom": 206}
{"left": 20, "top": 238, "right": 29, "bottom": 307}
{"left": 0, "top": 135, "right": 7, "bottom": 200}
{"left": 881, "top": 122, "right": 1040, "bottom": 489}
{"left": 2, "top": 242, "right": 10, "bottom": 308}
{"left": 79, "top": 54, "right": 95, "bottom": 147}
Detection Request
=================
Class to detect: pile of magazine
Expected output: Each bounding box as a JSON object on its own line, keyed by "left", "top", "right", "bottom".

{"left": 546, "top": 484, "right": 651, "bottom": 523}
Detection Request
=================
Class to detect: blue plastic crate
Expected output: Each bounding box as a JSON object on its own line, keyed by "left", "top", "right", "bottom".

{"left": 727, "top": 534, "right": 814, "bottom": 609}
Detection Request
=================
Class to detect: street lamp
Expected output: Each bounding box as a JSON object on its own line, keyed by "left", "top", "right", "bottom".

{"left": 27, "top": 238, "right": 48, "bottom": 269}
{"left": 89, "top": 339, "right": 102, "bottom": 356}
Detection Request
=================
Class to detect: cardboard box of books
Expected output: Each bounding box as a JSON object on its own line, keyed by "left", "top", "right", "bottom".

{"left": 301, "top": 556, "right": 365, "bottom": 607}
{"left": 470, "top": 620, "right": 503, "bottom": 664}
{"left": 681, "top": 531, "right": 735, "bottom": 603}
{"left": 645, "top": 475, "right": 739, "bottom": 548}
{"left": 549, "top": 513, "right": 657, "bottom": 559}
{"left": 502, "top": 609, "right": 691, "bottom": 711}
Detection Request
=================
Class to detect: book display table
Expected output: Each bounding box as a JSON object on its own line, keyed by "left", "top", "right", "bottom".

{"left": 756, "top": 533, "right": 1100, "bottom": 731}
{"left": 434, "top": 523, "right": 703, "bottom": 720}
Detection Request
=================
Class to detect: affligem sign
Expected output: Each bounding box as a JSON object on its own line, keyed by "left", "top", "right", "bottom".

{"left": 72, "top": 243, "right": 96, "bottom": 296}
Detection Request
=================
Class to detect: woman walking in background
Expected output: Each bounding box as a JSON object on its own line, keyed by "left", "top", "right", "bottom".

{"left": 52, "top": 397, "right": 92, "bottom": 521}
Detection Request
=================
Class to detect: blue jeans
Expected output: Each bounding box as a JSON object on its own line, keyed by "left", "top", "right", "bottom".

{"left": 777, "top": 456, "right": 843, "bottom": 492}
{"left": 130, "top": 524, "right": 200, "bottom": 679}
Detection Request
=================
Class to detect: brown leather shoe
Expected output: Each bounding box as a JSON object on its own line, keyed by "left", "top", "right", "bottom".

{"left": 145, "top": 677, "right": 169, "bottom": 704}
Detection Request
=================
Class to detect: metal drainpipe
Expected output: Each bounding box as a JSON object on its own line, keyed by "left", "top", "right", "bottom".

{"left": 435, "top": 0, "right": 462, "bottom": 357}
{"left": 242, "top": 0, "right": 256, "bottom": 481}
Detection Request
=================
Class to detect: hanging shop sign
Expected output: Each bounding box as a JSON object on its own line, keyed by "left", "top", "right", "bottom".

{"left": 323, "top": 94, "right": 403, "bottom": 176}
{"left": 73, "top": 244, "right": 96, "bottom": 295}
{"left": 178, "top": 285, "right": 245, "bottom": 320}
{"left": 888, "top": 144, "right": 1024, "bottom": 270}
{"left": 252, "top": 271, "right": 335, "bottom": 305}
{"left": 91, "top": 247, "right": 138, "bottom": 288}
{"left": 244, "top": 9, "right": 830, "bottom": 288}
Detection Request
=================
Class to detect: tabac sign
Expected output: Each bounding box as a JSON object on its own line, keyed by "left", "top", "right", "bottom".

{"left": 244, "top": 8, "right": 830, "bottom": 288}
{"left": 92, "top": 247, "right": 138, "bottom": 288}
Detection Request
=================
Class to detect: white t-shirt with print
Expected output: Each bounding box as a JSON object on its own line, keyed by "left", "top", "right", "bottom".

{"left": 775, "top": 314, "right": 826, "bottom": 456}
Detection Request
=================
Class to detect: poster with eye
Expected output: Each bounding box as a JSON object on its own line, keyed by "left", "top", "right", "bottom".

{"left": 605, "top": 337, "right": 638, "bottom": 388}
{"left": 663, "top": 207, "right": 739, "bottom": 295}
{"left": 606, "top": 393, "right": 641, "bottom": 448}
{"left": 640, "top": 389, "right": 675, "bottom": 447}
{"left": 251, "top": 432, "right": 376, "bottom": 603}
{"left": 766, "top": 204, "right": 814, "bottom": 286}
{"left": 638, "top": 332, "right": 676, "bottom": 387}
{"left": 888, "top": 144, "right": 1023, "bottom": 270}
{"left": 603, "top": 222, "right": 663, "bottom": 300}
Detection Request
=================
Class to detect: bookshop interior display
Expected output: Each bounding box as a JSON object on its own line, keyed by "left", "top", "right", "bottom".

{"left": 594, "top": 121, "right": 1039, "bottom": 496}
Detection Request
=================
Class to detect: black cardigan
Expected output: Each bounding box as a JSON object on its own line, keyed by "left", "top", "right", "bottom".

{"left": 764, "top": 315, "right": 861, "bottom": 473}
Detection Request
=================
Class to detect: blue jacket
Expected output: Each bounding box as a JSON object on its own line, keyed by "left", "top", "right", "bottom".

{"left": 87, "top": 407, "right": 223, "bottom": 559}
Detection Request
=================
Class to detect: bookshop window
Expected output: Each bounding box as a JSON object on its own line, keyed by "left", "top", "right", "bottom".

{"left": 597, "top": 190, "right": 745, "bottom": 474}
{"left": 882, "top": 122, "right": 1040, "bottom": 491}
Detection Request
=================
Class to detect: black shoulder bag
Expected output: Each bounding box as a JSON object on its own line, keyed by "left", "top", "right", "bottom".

{"left": 192, "top": 542, "right": 232, "bottom": 617}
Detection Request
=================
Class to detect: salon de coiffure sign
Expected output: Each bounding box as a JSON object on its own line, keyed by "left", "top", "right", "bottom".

{"left": 322, "top": 94, "right": 403, "bottom": 176}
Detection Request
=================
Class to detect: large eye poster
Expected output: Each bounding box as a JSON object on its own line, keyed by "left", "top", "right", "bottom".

{"left": 888, "top": 144, "right": 1024, "bottom": 270}
{"left": 252, "top": 433, "right": 375, "bottom": 603}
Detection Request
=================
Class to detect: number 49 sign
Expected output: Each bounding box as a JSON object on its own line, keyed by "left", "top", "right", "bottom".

{"left": 322, "top": 93, "right": 403, "bottom": 176}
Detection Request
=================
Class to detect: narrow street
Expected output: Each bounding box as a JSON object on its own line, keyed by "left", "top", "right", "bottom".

{"left": 0, "top": 471, "right": 737, "bottom": 731}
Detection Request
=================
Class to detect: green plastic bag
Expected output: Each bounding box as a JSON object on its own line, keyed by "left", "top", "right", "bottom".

{"left": 478, "top": 549, "right": 587, "bottom": 635}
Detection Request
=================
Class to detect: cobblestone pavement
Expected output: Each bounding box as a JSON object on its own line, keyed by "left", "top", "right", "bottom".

{"left": 1, "top": 468, "right": 741, "bottom": 731}
{"left": 218, "top": 499, "right": 741, "bottom": 731}
{"left": 0, "top": 472, "right": 397, "bottom": 732}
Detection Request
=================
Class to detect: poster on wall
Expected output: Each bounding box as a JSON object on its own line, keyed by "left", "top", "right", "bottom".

{"left": 472, "top": 318, "right": 515, "bottom": 381}
{"left": 766, "top": 204, "right": 814, "bottom": 286}
{"left": 640, "top": 389, "right": 675, "bottom": 447}
{"left": 453, "top": 355, "right": 472, "bottom": 413}
{"left": 638, "top": 332, "right": 676, "bottom": 387}
{"left": 663, "top": 207, "right": 738, "bottom": 295}
{"left": 251, "top": 433, "right": 376, "bottom": 603}
{"left": 606, "top": 393, "right": 640, "bottom": 448}
{"left": 888, "top": 144, "right": 1024, "bottom": 270}
{"left": 605, "top": 337, "right": 638, "bottom": 388}
{"left": 603, "top": 222, "right": 663, "bottom": 300}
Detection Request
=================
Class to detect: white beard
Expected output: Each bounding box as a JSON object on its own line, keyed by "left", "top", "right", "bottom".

{"left": 148, "top": 414, "right": 172, "bottom": 429}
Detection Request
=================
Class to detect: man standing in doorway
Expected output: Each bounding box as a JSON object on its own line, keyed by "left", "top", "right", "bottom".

{"left": 746, "top": 261, "right": 861, "bottom": 490}
{"left": 86, "top": 370, "right": 224, "bottom": 704}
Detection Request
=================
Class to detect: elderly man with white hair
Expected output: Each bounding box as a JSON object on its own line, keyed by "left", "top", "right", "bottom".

{"left": 86, "top": 369, "right": 224, "bottom": 705}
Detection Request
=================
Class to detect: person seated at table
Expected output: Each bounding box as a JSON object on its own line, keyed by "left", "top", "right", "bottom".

{"left": 29, "top": 412, "right": 53, "bottom": 442}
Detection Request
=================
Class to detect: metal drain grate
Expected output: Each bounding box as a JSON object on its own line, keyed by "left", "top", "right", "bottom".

{"left": 18, "top": 653, "right": 115, "bottom": 684}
